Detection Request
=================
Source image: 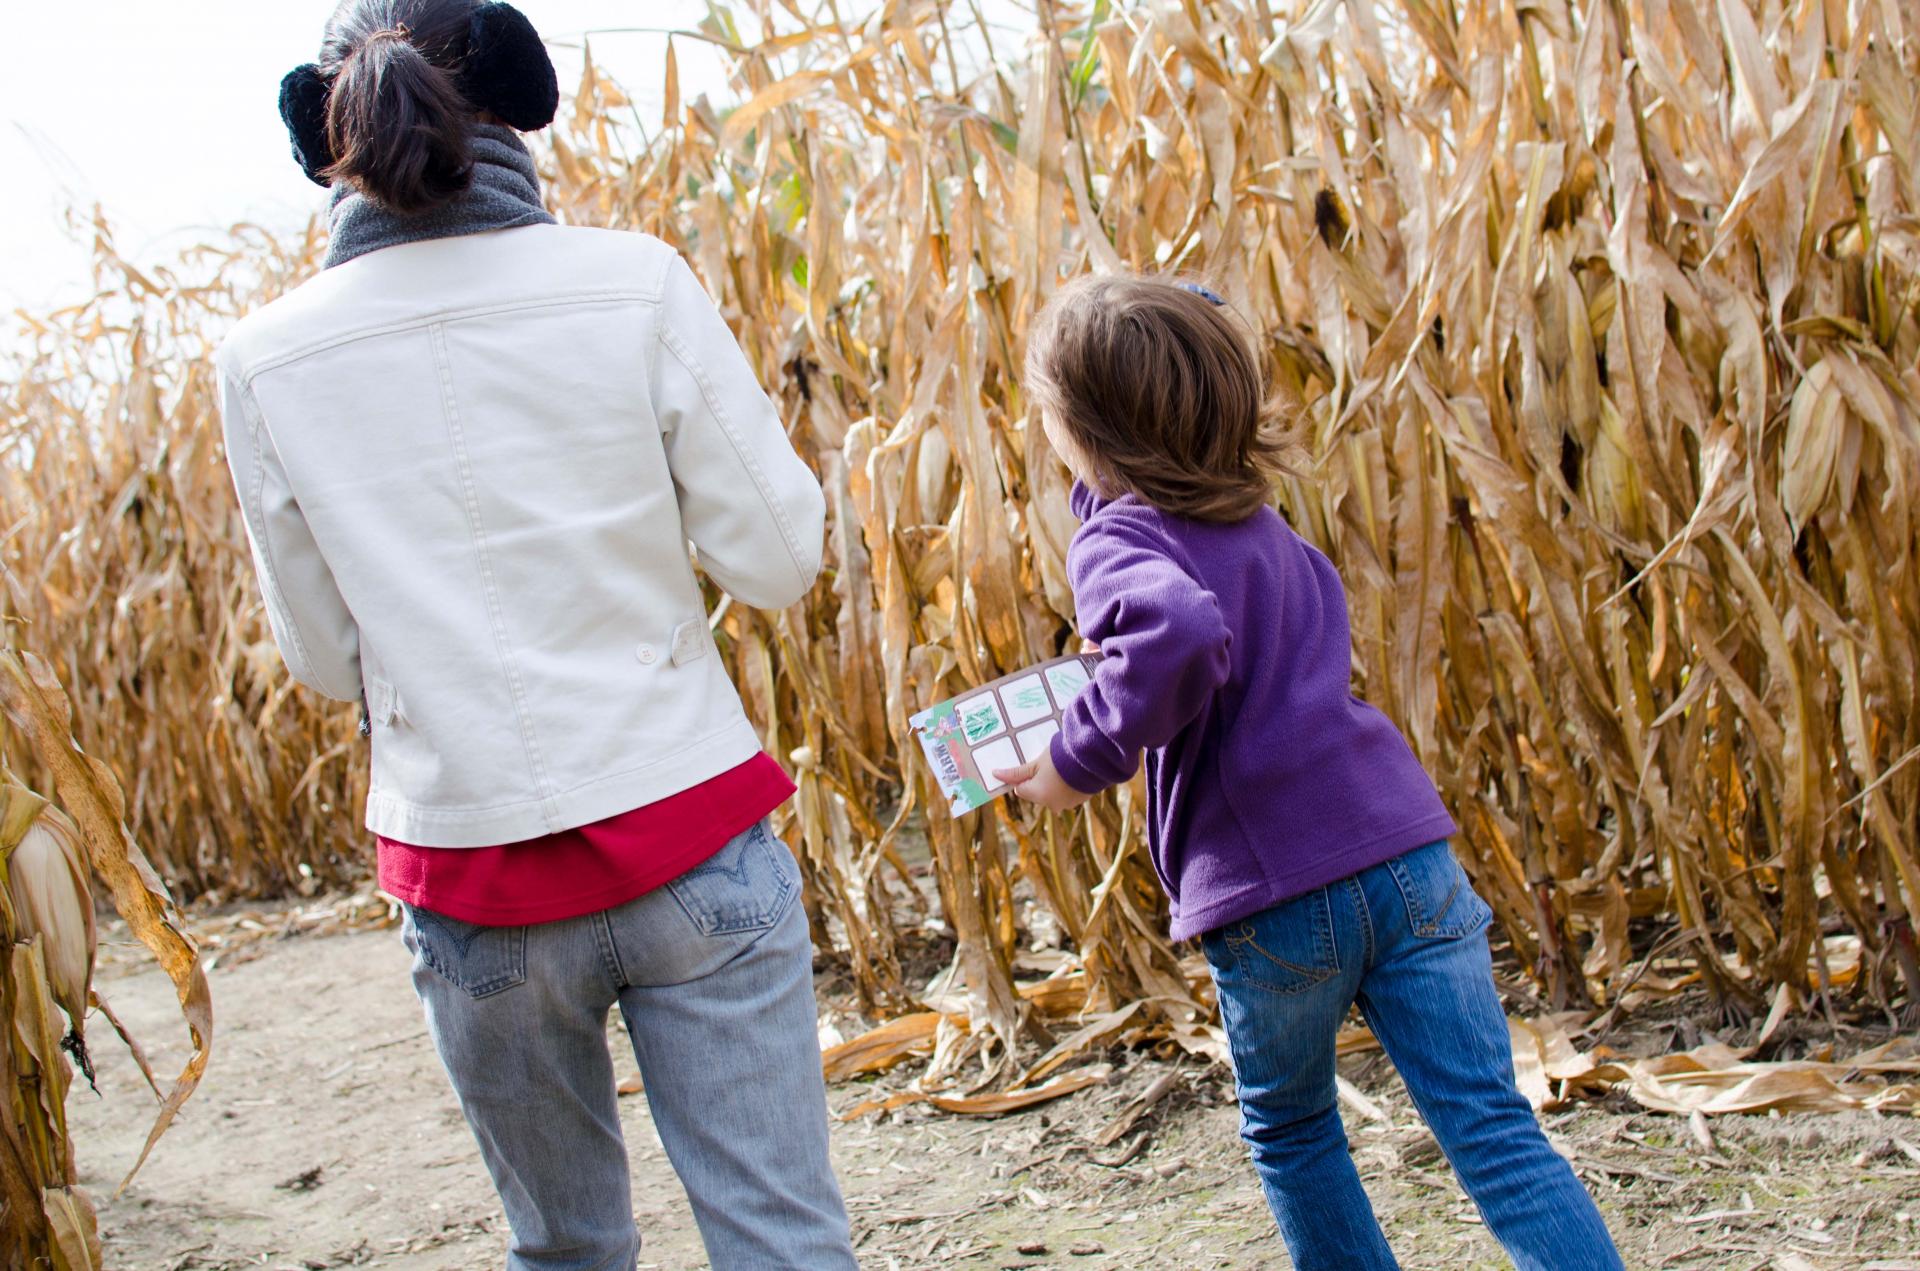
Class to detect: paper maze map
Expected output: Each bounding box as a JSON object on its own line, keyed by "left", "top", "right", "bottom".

{"left": 908, "top": 653, "right": 1101, "bottom": 817}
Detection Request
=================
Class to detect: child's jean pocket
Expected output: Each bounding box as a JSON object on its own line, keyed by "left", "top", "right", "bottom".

{"left": 1202, "top": 886, "right": 1340, "bottom": 996}
{"left": 1384, "top": 839, "right": 1492, "bottom": 939}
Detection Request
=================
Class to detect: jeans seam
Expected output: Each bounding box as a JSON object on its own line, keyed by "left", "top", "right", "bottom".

{"left": 595, "top": 909, "right": 627, "bottom": 990}
{"left": 1317, "top": 889, "right": 1339, "bottom": 974}
{"left": 1387, "top": 857, "right": 1421, "bottom": 931}
{"left": 1351, "top": 876, "right": 1376, "bottom": 968}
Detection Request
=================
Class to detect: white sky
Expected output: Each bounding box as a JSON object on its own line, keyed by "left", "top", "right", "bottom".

{"left": 1, "top": 1, "right": 728, "bottom": 313}
{"left": 3, "top": 1, "right": 1040, "bottom": 319}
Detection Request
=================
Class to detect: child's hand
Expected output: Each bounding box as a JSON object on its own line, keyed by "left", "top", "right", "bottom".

{"left": 1080, "top": 638, "right": 1101, "bottom": 655}
{"left": 994, "top": 748, "right": 1092, "bottom": 813}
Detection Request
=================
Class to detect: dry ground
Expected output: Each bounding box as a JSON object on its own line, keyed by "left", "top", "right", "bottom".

{"left": 68, "top": 915, "right": 1920, "bottom": 1271}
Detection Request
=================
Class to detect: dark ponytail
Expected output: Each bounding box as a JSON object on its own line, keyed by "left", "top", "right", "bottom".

{"left": 320, "top": 1, "right": 479, "bottom": 214}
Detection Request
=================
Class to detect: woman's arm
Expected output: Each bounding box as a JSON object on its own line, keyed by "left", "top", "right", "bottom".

{"left": 219, "top": 370, "right": 363, "bottom": 701}
{"left": 652, "top": 255, "right": 826, "bottom": 610}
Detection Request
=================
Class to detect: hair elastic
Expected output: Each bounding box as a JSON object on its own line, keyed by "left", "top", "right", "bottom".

{"left": 1179, "top": 282, "right": 1228, "bottom": 307}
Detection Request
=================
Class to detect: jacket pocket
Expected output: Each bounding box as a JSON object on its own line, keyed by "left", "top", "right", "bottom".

{"left": 666, "top": 821, "right": 796, "bottom": 937}
{"left": 1204, "top": 887, "right": 1340, "bottom": 996}
{"left": 405, "top": 906, "right": 527, "bottom": 998}
{"left": 1385, "top": 841, "right": 1492, "bottom": 939}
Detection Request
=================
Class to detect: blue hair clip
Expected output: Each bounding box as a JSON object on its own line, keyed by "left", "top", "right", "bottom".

{"left": 1179, "top": 282, "right": 1227, "bottom": 307}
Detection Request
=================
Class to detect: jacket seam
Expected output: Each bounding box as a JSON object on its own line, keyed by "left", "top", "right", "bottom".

{"left": 364, "top": 718, "right": 752, "bottom": 817}
{"left": 235, "top": 291, "right": 664, "bottom": 384}
{"left": 647, "top": 287, "right": 667, "bottom": 396}
{"left": 659, "top": 323, "right": 811, "bottom": 594}
{"left": 237, "top": 381, "right": 324, "bottom": 689}
{"left": 429, "top": 322, "right": 558, "bottom": 819}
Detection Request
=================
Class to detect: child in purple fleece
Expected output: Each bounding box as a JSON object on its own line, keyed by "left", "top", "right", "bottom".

{"left": 995, "top": 277, "right": 1622, "bottom": 1271}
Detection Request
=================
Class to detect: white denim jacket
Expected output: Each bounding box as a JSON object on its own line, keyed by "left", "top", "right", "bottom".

{"left": 216, "top": 225, "right": 823, "bottom": 847}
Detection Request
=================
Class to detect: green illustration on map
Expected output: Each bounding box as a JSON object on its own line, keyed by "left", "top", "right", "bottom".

{"left": 961, "top": 700, "right": 1004, "bottom": 742}
{"left": 1045, "top": 662, "right": 1091, "bottom": 700}
{"left": 1009, "top": 683, "right": 1050, "bottom": 714}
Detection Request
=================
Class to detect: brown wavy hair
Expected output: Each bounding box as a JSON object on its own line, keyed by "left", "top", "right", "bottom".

{"left": 1025, "top": 275, "right": 1283, "bottom": 523}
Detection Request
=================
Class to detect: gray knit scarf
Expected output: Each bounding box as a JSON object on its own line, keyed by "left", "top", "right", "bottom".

{"left": 323, "top": 124, "right": 556, "bottom": 269}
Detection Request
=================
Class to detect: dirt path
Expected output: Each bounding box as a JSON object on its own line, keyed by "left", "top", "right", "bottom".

{"left": 71, "top": 924, "right": 1920, "bottom": 1270}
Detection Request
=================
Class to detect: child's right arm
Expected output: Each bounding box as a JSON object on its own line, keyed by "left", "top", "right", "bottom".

{"left": 1048, "top": 514, "right": 1232, "bottom": 794}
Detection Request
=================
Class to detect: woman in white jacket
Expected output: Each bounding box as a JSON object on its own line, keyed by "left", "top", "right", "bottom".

{"left": 218, "top": 3, "right": 858, "bottom": 1267}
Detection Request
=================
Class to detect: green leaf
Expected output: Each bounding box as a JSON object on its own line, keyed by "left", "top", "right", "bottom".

{"left": 1070, "top": 0, "right": 1111, "bottom": 105}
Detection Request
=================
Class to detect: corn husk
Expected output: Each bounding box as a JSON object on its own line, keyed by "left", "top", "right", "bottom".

{"left": 3, "top": 809, "right": 95, "bottom": 1034}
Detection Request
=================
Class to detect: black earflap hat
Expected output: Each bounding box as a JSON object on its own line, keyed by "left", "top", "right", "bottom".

{"left": 278, "top": 2, "right": 560, "bottom": 186}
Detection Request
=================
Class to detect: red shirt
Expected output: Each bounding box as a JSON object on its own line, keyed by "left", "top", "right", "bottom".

{"left": 375, "top": 753, "right": 795, "bottom": 926}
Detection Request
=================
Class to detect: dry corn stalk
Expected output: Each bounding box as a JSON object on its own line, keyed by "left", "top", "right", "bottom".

{"left": 1, "top": 0, "right": 1916, "bottom": 1074}
{"left": 0, "top": 649, "right": 212, "bottom": 1265}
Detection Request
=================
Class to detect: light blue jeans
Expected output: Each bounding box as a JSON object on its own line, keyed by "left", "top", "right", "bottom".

{"left": 1202, "top": 841, "right": 1623, "bottom": 1270}
{"left": 402, "top": 820, "right": 858, "bottom": 1270}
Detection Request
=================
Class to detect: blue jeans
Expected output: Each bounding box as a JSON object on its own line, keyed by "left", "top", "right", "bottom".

{"left": 402, "top": 821, "right": 858, "bottom": 1271}
{"left": 1202, "top": 841, "right": 1623, "bottom": 1270}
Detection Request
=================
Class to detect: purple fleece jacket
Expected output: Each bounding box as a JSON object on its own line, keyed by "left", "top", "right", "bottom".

{"left": 1050, "top": 481, "right": 1457, "bottom": 941}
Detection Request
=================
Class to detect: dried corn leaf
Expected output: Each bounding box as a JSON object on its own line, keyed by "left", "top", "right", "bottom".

{"left": 822, "top": 1010, "right": 944, "bottom": 1081}
{"left": 0, "top": 652, "right": 211, "bottom": 1188}
{"left": 1515, "top": 1017, "right": 1920, "bottom": 1116}
{"left": 841, "top": 1066, "right": 1111, "bottom": 1120}
{"left": 41, "top": 1186, "right": 101, "bottom": 1271}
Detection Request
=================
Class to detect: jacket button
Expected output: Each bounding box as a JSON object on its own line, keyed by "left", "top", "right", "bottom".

{"left": 635, "top": 643, "right": 658, "bottom": 665}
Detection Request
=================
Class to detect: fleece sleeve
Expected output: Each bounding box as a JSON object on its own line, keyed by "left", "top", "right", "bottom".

{"left": 1050, "top": 515, "right": 1232, "bottom": 794}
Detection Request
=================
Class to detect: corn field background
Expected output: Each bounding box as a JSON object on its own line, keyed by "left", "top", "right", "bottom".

{"left": 4, "top": 0, "right": 1919, "bottom": 1096}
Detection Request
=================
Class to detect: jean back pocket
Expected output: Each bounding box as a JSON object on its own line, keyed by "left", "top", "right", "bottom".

{"left": 1204, "top": 886, "right": 1340, "bottom": 996}
{"left": 1385, "top": 840, "right": 1492, "bottom": 939}
{"left": 666, "top": 821, "right": 797, "bottom": 937}
{"left": 405, "top": 907, "right": 527, "bottom": 998}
